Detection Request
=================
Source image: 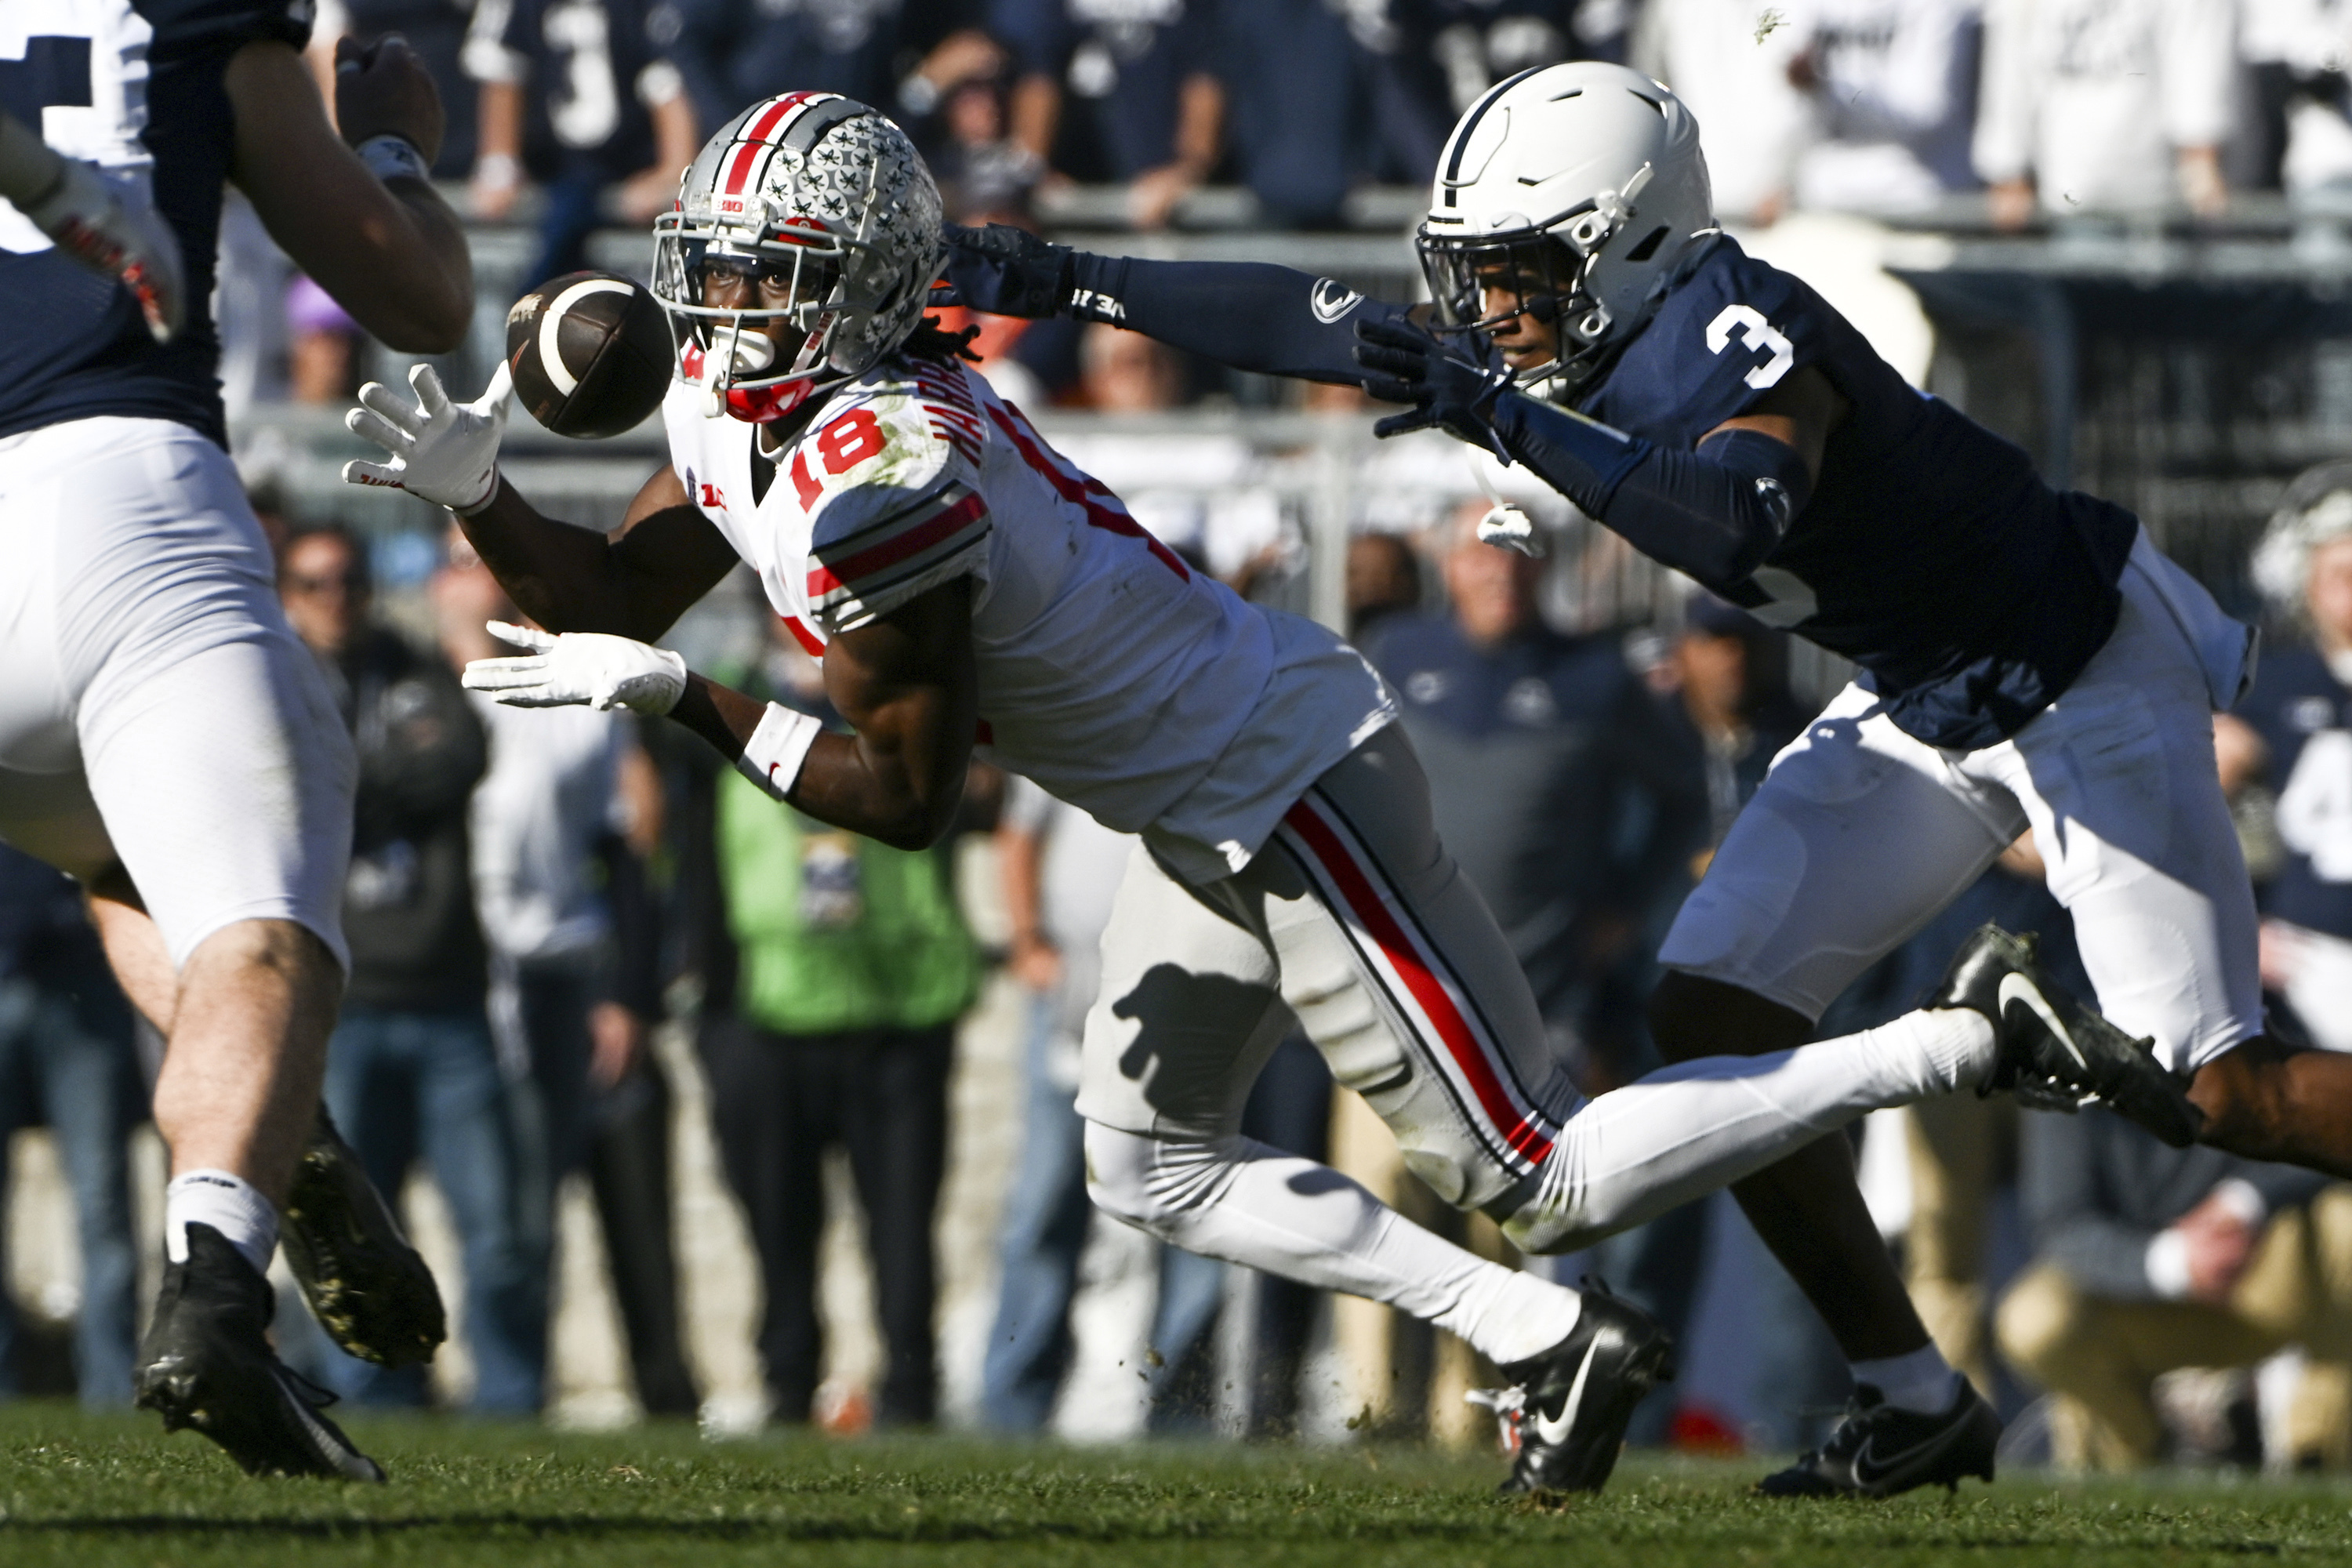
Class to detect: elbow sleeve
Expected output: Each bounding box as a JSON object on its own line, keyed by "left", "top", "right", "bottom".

{"left": 1488, "top": 398, "right": 1812, "bottom": 585}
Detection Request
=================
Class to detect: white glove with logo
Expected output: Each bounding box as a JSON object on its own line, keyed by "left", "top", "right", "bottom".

{"left": 461, "top": 621, "right": 688, "bottom": 717}
{"left": 343, "top": 362, "right": 512, "bottom": 514}
{"left": 0, "top": 114, "right": 186, "bottom": 343}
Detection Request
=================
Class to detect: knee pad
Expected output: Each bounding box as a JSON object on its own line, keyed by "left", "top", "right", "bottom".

{"left": 1080, "top": 1121, "right": 1236, "bottom": 1244}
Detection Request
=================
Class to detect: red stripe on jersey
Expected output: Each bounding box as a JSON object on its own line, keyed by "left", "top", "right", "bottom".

{"left": 984, "top": 403, "right": 1189, "bottom": 580}
{"left": 1281, "top": 795, "right": 1555, "bottom": 1166}
{"left": 806, "top": 491, "right": 989, "bottom": 597}
{"left": 724, "top": 93, "right": 815, "bottom": 197}
{"left": 782, "top": 614, "right": 825, "bottom": 657}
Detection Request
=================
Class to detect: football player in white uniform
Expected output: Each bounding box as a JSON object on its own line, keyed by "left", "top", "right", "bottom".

{"left": 347, "top": 91, "right": 2158, "bottom": 1493}
{"left": 0, "top": 3, "right": 473, "bottom": 1479}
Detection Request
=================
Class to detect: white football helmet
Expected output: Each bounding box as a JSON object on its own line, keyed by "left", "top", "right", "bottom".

{"left": 652, "top": 92, "right": 946, "bottom": 423}
{"left": 1418, "top": 62, "right": 1715, "bottom": 394}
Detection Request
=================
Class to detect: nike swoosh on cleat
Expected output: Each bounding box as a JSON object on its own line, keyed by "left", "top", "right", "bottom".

{"left": 1532, "top": 1341, "right": 1602, "bottom": 1448}
{"left": 1850, "top": 1428, "right": 1958, "bottom": 1490}
{"left": 1998, "top": 972, "right": 2087, "bottom": 1073}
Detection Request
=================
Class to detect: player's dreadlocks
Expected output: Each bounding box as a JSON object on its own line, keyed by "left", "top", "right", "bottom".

{"left": 902, "top": 315, "right": 984, "bottom": 366}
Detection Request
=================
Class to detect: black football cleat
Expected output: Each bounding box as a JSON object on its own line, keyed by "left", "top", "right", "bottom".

{"left": 1493, "top": 1283, "right": 1677, "bottom": 1497}
{"left": 1930, "top": 923, "right": 2204, "bottom": 1148}
{"left": 135, "top": 1222, "right": 387, "bottom": 1481}
{"left": 281, "top": 1106, "right": 446, "bottom": 1367}
{"left": 1758, "top": 1379, "right": 1999, "bottom": 1498}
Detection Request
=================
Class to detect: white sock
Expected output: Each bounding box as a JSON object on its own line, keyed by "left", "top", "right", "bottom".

{"left": 1431, "top": 1263, "right": 1584, "bottom": 1367}
{"left": 1513, "top": 1007, "right": 1996, "bottom": 1254}
{"left": 1851, "top": 1344, "right": 1963, "bottom": 1414}
{"left": 165, "top": 1170, "right": 279, "bottom": 1275}
{"left": 1086, "top": 1126, "right": 1582, "bottom": 1368}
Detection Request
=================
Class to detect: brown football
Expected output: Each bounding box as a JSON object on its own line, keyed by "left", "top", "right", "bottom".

{"left": 505, "top": 271, "right": 672, "bottom": 438}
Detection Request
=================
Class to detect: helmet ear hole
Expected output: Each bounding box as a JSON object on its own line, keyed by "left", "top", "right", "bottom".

{"left": 1624, "top": 226, "right": 1671, "bottom": 263}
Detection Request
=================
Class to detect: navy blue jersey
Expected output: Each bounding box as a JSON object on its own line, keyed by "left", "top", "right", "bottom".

{"left": 491, "top": 0, "right": 677, "bottom": 182}
{"left": 1573, "top": 237, "right": 2139, "bottom": 750}
{"left": 2235, "top": 641, "right": 2352, "bottom": 940}
{"left": 668, "top": 0, "right": 902, "bottom": 149}
{"left": 988, "top": 0, "right": 1215, "bottom": 180}
{"left": 0, "top": 0, "right": 310, "bottom": 448}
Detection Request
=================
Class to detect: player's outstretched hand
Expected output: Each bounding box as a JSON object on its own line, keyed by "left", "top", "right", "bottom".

{"left": 1352, "top": 318, "right": 1514, "bottom": 449}
{"left": 21, "top": 155, "right": 187, "bottom": 344}
{"left": 343, "top": 362, "right": 511, "bottom": 513}
{"left": 462, "top": 622, "right": 688, "bottom": 716}
{"left": 936, "top": 222, "right": 1074, "bottom": 318}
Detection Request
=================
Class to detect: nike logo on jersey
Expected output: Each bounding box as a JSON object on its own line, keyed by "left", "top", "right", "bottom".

{"left": 1310, "top": 278, "right": 1364, "bottom": 324}
{"left": 1071, "top": 288, "right": 1126, "bottom": 323}
{"left": 1998, "top": 972, "right": 2088, "bottom": 1073}
{"left": 1530, "top": 1341, "right": 1602, "bottom": 1447}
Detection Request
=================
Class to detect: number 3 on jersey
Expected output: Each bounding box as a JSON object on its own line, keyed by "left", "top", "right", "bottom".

{"left": 791, "top": 408, "right": 887, "bottom": 509}
{"left": 1706, "top": 305, "right": 1794, "bottom": 390}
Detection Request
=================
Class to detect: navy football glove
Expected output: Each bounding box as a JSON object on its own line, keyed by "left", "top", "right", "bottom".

{"left": 1353, "top": 317, "right": 1514, "bottom": 450}
{"left": 936, "top": 223, "right": 1075, "bottom": 318}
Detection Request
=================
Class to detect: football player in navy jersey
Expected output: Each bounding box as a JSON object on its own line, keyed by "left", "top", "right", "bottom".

{"left": 939, "top": 59, "right": 2352, "bottom": 1498}
{"left": 0, "top": 4, "right": 470, "bottom": 1479}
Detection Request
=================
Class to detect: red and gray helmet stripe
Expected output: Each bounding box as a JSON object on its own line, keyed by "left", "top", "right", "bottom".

{"left": 713, "top": 92, "right": 873, "bottom": 209}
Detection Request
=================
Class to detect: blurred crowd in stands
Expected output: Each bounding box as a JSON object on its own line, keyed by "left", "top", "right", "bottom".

{"left": 222, "top": 0, "right": 2352, "bottom": 412}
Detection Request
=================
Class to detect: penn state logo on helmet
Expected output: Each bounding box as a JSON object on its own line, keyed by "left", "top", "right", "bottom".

{"left": 652, "top": 92, "right": 946, "bottom": 423}
{"left": 1419, "top": 63, "right": 1715, "bottom": 395}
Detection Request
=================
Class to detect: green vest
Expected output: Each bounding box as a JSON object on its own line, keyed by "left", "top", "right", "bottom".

{"left": 717, "top": 770, "right": 979, "bottom": 1035}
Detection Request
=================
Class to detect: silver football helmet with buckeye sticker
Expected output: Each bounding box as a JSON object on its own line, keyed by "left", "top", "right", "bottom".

{"left": 652, "top": 92, "right": 946, "bottom": 423}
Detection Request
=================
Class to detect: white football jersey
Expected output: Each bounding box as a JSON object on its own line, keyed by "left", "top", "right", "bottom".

{"left": 661, "top": 353, "right": 1394, "bottom": 881}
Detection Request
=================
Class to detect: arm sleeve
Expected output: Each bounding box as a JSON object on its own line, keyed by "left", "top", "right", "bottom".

{"left": 1063, "top": 251, "right": 1407, "bottom": 386}
{"left": 1485, "top": 391, "right": 1813, "bottom": 586}
{"left": 2020, "top": 1112, "right": 2171, "bottom": 1301}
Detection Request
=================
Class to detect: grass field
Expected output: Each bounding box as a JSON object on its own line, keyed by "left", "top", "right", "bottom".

{"left": 5, "top": 1404, "right": 2352, "bottom": 1566}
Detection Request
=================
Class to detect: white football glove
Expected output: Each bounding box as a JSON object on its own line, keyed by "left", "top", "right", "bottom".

{"left": 1, "top": 119, "right": 186, "bottom": 344}
{"left": 461, "top": 621, "right": 688, "bottom": 717}
{"left": 343, "top": 362, "right": 512, "bottom": 513}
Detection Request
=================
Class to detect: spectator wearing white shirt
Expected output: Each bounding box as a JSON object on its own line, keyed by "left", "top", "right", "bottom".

{"left": 435, "top": 530, "right": 696, "bottom": 1418}
{"left": 1634, "top": 0, "right": 1813, "bottom": 221}
{"left": 2240, "top": 0, "right": 2352, "bottom": 193}
{"left": 1973, "top": 0, "right": 2234, "bottom": 226}
{"left": 1784, "top": 0, "right": 1981, "bottom": 215}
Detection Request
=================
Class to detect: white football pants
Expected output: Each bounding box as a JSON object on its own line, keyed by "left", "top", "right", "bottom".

{"left": 1078, "top": 724, "right": 1989, "bottom": 1363}
{"left": 1660, "top": 528, "right": 2263, "bottom": 1076}
{"left": 0, "top": 416, "right": 354, "bottom": 970}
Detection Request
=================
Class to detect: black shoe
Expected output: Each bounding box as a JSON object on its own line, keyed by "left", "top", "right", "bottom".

{"left": 134, "top": 1222, "right": 387, "bottom": 1481}
{"left": 1758, "top": 1378, "right": 2000, "bottom": 1498}
{"left": 1931, "top": 923, "right": 2203, "bottom": 1148}
{"left": 1493, "top": 1283, "right": 1677, "bottom": 1497}
{"left": 281, "top": 1106, "right": 447, "bottom": 1367}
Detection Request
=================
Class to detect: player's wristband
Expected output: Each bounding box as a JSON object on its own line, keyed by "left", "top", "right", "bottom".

{"left": 354, "top": 133, "right": 430, "bottom": 186}
{"left": 734, "top": 702, "right": 824, "bottom": 801}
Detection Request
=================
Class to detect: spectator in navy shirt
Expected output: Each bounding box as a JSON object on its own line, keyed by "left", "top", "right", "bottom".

{"left": 992, "top": 0, "right": 1221, "bottom": 228}
{"left": 466, "top": 0, "right": 700, "bottom": 281}
{"left": 1360, "top": 502, "right": 1707, "bottom": 1076}
{"left": 2225, "top": 466, "right": 2352, "bottom": 1057}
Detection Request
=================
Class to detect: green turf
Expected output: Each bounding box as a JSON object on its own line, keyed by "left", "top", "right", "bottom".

{"left": 5, "top": 1404, "right": 2352, "bottom": 1566}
